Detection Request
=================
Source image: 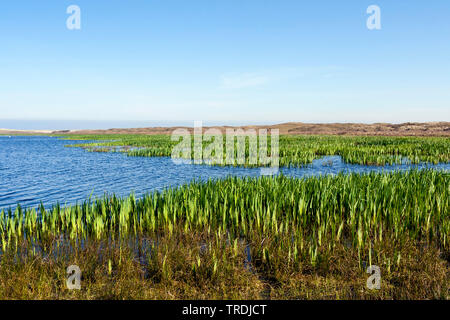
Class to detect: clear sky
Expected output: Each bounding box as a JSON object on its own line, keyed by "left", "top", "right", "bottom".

{"left": 0, "top": 0, "right": 449, "bottom": 127}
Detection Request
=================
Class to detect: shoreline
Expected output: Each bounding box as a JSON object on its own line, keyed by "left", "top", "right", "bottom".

{"left": 2, "top": 121, "right": 449, "bottom": 137}
{"left": 0, "top": 128, "right": 53, "bottom": 135}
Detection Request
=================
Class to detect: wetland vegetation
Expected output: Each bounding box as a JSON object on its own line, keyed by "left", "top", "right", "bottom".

{"left": 0, "top": 168, "right": 448, "bottom": 299}
{"left": 64, "top": 134, "right": 450, "bottom": 166}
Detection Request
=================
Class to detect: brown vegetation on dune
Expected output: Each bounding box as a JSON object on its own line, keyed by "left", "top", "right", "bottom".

{"left": 52, "top": 122, "right": 450, "bottom": 137}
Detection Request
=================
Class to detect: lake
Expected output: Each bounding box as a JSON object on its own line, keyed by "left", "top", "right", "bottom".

{"left": 0, "top": 136, "right": 448, "bottom": 210}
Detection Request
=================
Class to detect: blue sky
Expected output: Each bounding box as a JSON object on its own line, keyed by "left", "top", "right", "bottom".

{"left": 0, "top": 0, "right": 449, "bottom": 127}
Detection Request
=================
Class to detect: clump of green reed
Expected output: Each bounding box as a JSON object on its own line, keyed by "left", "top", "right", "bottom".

{"left": 1, "top": 169, "right": 448, "bottom": 261}
{"left": 61, "top": 134, "right": 450, "bottom": 166}
{"left": 1, "top": 169, "right": 448, "bottom": 299}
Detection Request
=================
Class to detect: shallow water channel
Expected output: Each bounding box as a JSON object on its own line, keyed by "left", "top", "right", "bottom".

{"left": 0, "top": 136, "right": 448, "bottom": 210}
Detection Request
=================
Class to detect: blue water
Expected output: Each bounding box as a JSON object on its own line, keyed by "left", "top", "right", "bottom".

{"left": 0, "top": 136, "right": 448, "bottom": 210}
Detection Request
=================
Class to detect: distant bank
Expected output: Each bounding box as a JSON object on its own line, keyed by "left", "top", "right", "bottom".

{"left": 0, "top": 128, "right": 53, "bottom": 135}
{"left": 2, "top": 122, "right": 447, "bottom": 137}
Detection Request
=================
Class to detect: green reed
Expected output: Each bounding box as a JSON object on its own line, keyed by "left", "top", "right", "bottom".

{"left": 63, "top": 134, "right": 450, "bottom": 166}
{"left": 1, "top": 170, "right": 448, "bottom": 267}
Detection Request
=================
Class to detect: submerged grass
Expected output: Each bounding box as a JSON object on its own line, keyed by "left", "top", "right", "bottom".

{"left": 62, "top": 134, "right": 450, "bottom": 166}
{"left": 0, "top": 170, "right": 448, "bottom": 299}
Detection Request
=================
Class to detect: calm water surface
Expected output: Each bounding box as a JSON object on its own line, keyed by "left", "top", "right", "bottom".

{"left": 0, "top": 136, "right": 448, "bottom": 210}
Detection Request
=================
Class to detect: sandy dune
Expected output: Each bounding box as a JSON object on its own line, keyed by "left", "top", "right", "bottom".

{"left": 0, "top": 129, "right": 53, "bottom": 135}
{"left": 51, "top": 122, "right": 450, "bottom": 137}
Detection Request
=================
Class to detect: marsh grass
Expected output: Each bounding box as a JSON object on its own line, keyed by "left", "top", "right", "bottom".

{"left": 0, "top": 229, "right": 447, "bottom": 299}
{"left": 0, "top": 170, "right": 448, "bottom": 299}
{"left": 62, "top": 134, "right": 450, "bottom": 166}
